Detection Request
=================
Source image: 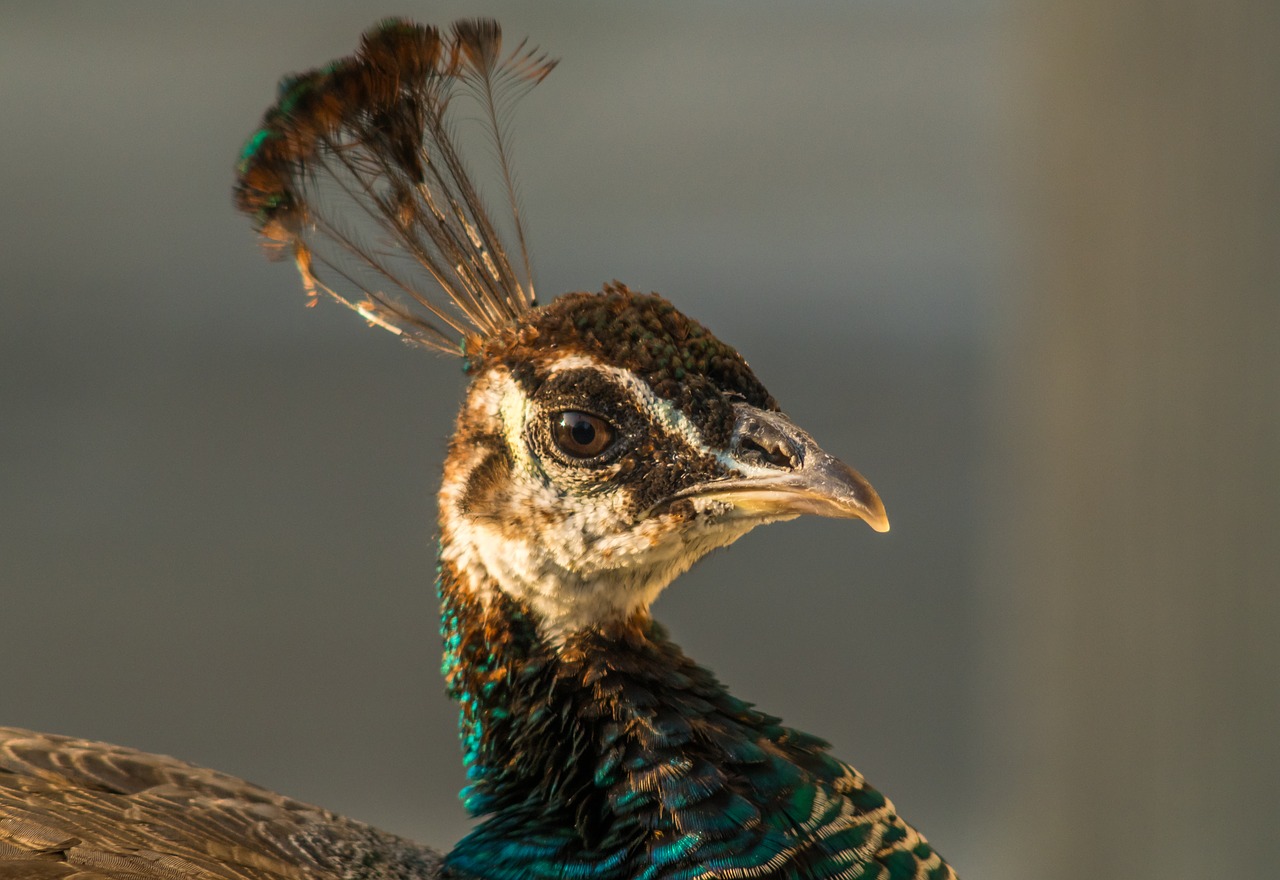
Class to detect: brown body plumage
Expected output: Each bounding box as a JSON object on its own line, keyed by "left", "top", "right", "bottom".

{"left": 0, "top": 728, "right": 439, "bottom": 879}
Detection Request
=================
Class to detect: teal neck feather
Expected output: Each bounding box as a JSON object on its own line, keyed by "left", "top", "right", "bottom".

{"left": 436, "top": 560, "right": 955, "bottom": 880}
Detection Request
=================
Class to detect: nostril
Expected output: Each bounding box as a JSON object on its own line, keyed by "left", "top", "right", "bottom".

{"left": 739, "top": 433, "right": 797, "bottom": 469}
{"left": 732, "top": 408, "right": 805, "bottom": 469}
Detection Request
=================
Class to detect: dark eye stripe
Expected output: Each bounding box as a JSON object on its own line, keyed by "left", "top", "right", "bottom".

{"left": 457, "top": 441, "right": 512, "bottom": 517}
{"left": 552, "top": 411, "right": 615, "bottom": 458}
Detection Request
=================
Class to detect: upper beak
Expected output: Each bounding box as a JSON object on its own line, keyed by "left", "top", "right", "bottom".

{"left": 665, "top": 405, "right": 890, "bottom": 533}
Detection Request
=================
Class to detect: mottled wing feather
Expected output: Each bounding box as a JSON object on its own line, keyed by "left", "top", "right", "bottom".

{"left": 0, "top": 729, "right": 441, "bottom": 880}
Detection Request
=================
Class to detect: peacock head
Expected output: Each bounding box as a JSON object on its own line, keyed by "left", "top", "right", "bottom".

{"left": 233, "top": 19, "right": 886, "bottom": 640}
{"left": 437, "top": 284, "right": 887, "bottom": 638}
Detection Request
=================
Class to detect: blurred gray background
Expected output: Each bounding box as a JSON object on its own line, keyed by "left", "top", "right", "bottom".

{"left": 2, "top": 3, "right": 1276, "bottom": 878}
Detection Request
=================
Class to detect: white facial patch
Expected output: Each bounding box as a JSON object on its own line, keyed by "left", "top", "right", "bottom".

{"left": 439, "top": 354, "right": 777, "bottom": 639}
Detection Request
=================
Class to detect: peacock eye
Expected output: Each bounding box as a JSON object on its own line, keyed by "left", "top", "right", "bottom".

{"left": 551, "top": 411, "right": 616, "bottom": 459}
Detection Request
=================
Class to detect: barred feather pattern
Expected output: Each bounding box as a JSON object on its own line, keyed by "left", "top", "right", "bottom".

{"left": 234, "top": 19, "right": 556, "bottom": 353}
{"left": 438, "top": 561, "right": 958, "bottom": 880}
{"left": 0, "top": 728, "right": 441, "bottom": 879}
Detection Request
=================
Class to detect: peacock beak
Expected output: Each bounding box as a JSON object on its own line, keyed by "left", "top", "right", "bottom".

{"left": 664, "top": 406, "right": 890, "bottom": 533}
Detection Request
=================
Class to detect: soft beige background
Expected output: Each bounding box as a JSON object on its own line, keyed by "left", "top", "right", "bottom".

{"left": 2, "top": 3, "right": 1275, "bottom": 878}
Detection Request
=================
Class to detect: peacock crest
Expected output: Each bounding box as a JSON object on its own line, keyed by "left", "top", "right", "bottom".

{"left": 235, "top": 19, "right": 554, "bottom": 354}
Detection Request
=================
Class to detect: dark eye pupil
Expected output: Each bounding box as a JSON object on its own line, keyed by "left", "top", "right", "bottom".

{"left": 552, "top": 411, "right": 615, "bottom": 459}
{"left": 570, "top": 418, "right": 596, "bottom": 446}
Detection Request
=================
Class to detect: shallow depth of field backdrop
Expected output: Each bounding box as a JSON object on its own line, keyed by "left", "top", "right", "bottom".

{"left": 2, "top": 4, "right": 1276, "bottom": 878}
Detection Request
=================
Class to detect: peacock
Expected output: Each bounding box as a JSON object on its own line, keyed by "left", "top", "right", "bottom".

{"left": 0, "top": 19, "right": 958, "bottom": 880}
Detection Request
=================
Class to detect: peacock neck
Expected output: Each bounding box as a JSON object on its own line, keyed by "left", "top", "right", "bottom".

{"left": 436, "top": 556, "right": 868, "bottom": 880}
{"left": 437, "top": 555, "right": 742, "bottom": 818}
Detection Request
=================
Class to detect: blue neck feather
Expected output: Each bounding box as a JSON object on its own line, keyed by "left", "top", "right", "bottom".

{"left": 435, "top": 561, "right": 948, "bottom": 880}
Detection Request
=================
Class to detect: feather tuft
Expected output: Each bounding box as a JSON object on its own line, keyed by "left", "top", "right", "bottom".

{"left": 234, "top": 18, "right": 555, "bottom": 354}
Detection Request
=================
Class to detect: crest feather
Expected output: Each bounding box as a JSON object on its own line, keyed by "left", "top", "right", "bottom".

{"left": 234, "top": 18, "right": 557, "bottom": 353}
